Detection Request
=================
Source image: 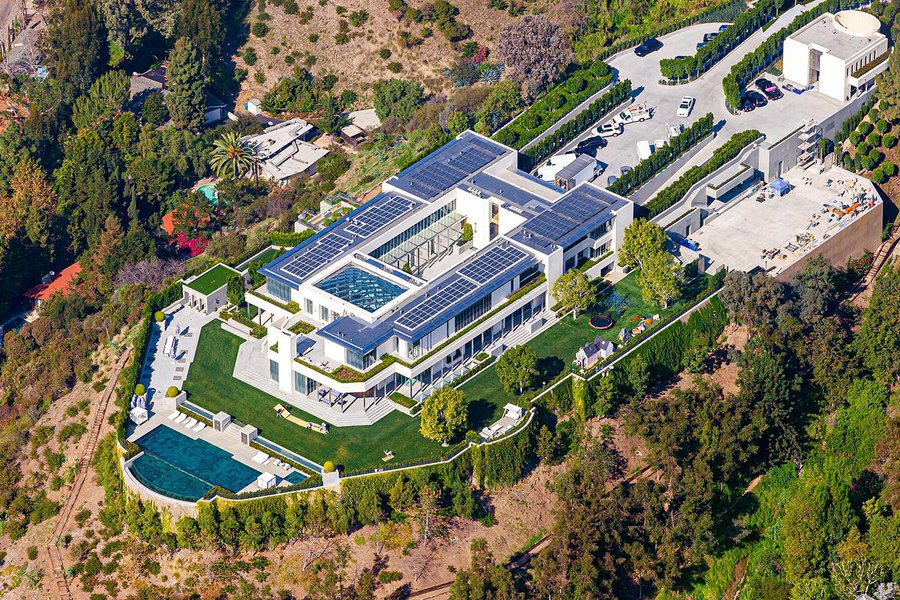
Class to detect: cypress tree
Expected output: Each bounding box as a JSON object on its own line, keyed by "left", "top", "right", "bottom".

{"left": 166, "top": 37, "right": 206, "bottom": 131}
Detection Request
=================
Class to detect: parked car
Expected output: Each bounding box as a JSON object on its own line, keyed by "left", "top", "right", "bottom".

{"left": 612, "top": 104, "right": 652, "bottom": 125}
{"left": 696, "top": 41, "right": 708, "bottom": 50}
{"left": 718, "top": 24, "right": 728, "bottom": 32}
{"left": 703, "top": 32, "right": 718, "bottom": 42}
{"left": 677, "top": 96, "right": 695, "bottom": 117}
{"left": 621, "top": 166, "right": 633, "bottom": 176}
{"left": 756, "top": 78, "right": 783, "bottom": 100}
{"left": 575, "top": 136, "right": 607, "bottom": 156}
{"left": 607, "top": 175, "right": 619, "bottom": 186}
{"left": 634, "top": 38, "right": 663, "bottom": 56}
{"left": 592, "top": 122, "right": 624, "bottom": 137}
{"left": 740, "top": 90, "right": 767, "bottom": 111}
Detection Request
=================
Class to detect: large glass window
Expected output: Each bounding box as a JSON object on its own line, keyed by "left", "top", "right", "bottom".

{"left": 267, "top": 279, "right": 293, "bottom": 302}
{"left": 370, "top": 201, "right": 456, "bottom": 260}
{"left": 305, "top": 299, "right": 314, "bottom": 314}
{"left": 454, "top": 294, "right": 491, "bottom": 330}
{"left": 294, "top": 371, "right": 306, "bottom": 393}
{"left": 269, "top": 359, "right": 280, "bottom": 382}
{"left": 320, "top": 306, "right": 330, "bottom": 322}
{"left": 347, "top": 348, "right": 376, "bottom": 370}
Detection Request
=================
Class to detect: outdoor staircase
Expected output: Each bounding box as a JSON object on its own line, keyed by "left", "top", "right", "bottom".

{"left": 852, "top": 227, "right": 900, "bottom": 303}
{"left": 224, "top": 423, "right": 243, "bottom": 440}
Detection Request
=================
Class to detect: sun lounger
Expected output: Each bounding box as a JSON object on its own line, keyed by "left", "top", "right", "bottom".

{"left": 251, "top": 450, "right": 270, "bottom": 464}
{"left": 192, "top": 422, "right": 206, "bottom": 433}
{"left": 183, "top": 417, "right": 197, "bottom": 428}
{"left": 167, "top": 411, "right": 179, "bottom": 421}
{"left": 172, "top": 412, "right": 187, "bottom": 424}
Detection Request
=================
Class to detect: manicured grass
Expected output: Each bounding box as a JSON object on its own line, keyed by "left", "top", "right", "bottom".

{"left": 184, "top": 324, "right": 484, "bottom": 471}
{"left": 185, "top": 264, "right": 240, "bottom": 295}
{"left": 459, "top": 270, "right": 708, "bottom": 408}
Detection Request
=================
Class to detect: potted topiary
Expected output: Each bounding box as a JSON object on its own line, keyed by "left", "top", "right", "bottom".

{"left": 154, "top": 311, "right": 165, "bottom": 323}
{"left": 166, "top": 386, "right": 180, "bottom": 398}
{"left": 134, "top": 384, "right": 146, "bottom": 397}
{"left": 323, "top": 460, "right": 335, "bottom": 473}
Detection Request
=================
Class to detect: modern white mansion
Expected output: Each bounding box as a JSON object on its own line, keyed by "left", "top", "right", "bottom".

{"left": 244, "top": 131, "right": 634, "bottom": 423}
{"left": 783, "top": 10, "right": 888, "bottom": 102}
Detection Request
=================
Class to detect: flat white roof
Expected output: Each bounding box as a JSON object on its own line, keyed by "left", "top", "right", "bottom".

{"left": 789, "top": 13, "right": 885, "bottom": 61}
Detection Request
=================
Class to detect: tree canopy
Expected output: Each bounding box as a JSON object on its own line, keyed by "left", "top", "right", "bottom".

{"left": 495, "top": 345, "right": 539, "bottom": 395}
{"left": 419, "top": 387, "right": 468, "bottom": 444}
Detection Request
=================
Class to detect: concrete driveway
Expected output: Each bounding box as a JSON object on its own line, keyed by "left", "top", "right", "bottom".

{"left": 546, "top": 0, "right": 849, "bottom": 201}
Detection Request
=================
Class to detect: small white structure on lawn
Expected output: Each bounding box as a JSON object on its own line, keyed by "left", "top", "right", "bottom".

{"left": 130, "top": 406, "right": 149, "bottom": 425}
{"left": 783, "top": 11, "right": 888, "bottom": 101}
{"left": 576, "top": 336, "right": 616, "bottom": 367}
{"left": 538, "top": 153, "right": 600, "bottom": 190}
{"left": 481, "top": 404, "right": 526, "bottom": 440}
{"left": 503, "top": 403, "right": 525, "bottom": 421}
{"left": 257, "top": 472, "right": 277, "bottom": 489}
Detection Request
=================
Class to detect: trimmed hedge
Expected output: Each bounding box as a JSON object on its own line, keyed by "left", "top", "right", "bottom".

{"left": 644, "top": 129, "right": 761, "bottom": 218}
{"left": 660, "top": 0, "right": 781, "bottom": 81}
{"left": 492, "top": 62, "right": 612, "bottom": 149}
{"left": 269, "top": 229, "right": 315, "bottom": 247}
{"left": 522, "top": 80, "right": 632, "bottom": 170}
{"left": 722, "top": 0, "right": 865, "bottom": 108}
{"left": 609, "top": 112, "right": 714, "bottom": 197}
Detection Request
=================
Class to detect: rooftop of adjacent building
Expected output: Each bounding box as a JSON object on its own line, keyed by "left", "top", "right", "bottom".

{"left": 789, "top": 11, "right": 886, "bottom": 61}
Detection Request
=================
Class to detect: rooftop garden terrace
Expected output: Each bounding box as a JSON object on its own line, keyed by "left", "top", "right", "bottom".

{"left": 185, "top": 263, "right": 240, "bottom": 295}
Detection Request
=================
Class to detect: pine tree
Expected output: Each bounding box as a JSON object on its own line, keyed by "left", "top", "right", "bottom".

{"left": 166, "top": 37, "right": 206, "bottom": 130}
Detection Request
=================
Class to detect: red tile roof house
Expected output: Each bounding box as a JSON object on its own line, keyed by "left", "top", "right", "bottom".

{"left": 23, "top": 262, "right": 82, "bottom": 309}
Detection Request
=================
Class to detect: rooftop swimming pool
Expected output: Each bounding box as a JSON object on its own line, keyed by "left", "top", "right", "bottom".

{"left": 130, "top": 425, "right": 261, "bottom": 501}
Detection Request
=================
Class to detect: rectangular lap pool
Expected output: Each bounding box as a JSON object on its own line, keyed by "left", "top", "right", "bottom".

{"left": 130, "top": 425, "right": 261, "bottom": 501}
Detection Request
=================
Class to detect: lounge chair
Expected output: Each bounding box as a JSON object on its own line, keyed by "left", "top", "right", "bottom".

{"left": 251, "top": 451, "right": 270, "bottom": 464}
{"left": 183, "top": 417, "right": 197, "bottom": 428}
{"left": 192, "top": 422, "right": 206, "bottom": 433}
{"left": 173, "top": 412, "right": 187, "bottom": 424}
{"left": 167, "top": 411, "right": 179, "bottom": 421}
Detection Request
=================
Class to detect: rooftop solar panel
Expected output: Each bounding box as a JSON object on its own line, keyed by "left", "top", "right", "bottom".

{"left": 344, "top": 195, "right": 418, "bottom": 238}
{"left": 459, "top": 244, "right": 530, "bottom": 284}
{"left": 395, "top": 278, "right": 478, "bottom": 330}
{"left": 281, "top": 233, "right": 352, "bottom": 280}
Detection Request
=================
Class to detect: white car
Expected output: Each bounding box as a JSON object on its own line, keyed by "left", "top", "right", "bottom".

{"left": 591, "top": 122, "right": 624, "bottom": 137}
{"left": 677, "top": 96, "right": 695, "bottom": 118}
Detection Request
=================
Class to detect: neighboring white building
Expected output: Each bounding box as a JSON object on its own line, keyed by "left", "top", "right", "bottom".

{"left": 783, "top": 10, "right": 888, "bottom": 102}
{"left": 242, "top": 118, "right": 329, "bottom": 184}
{"left": 244, "top": 131, "right": 634, "bottom": 418}
{"left": 537, "top": 153, "right": 600, "bottom": 191}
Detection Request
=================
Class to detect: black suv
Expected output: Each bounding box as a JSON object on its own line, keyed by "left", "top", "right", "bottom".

{"left": 741, "top": 90, "right": 767, "bottom": 111}
{"left": 575, "top": 136, "right": 607, "bottom": 155}
{"left": 634, "top": 38, "right": 663, "bottom": 57}
{"left": 755, "top": 78, "right": 783, "bottom": 100}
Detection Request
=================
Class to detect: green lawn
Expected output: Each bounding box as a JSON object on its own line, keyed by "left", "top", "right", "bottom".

{"left": 183, "top": 324, "right": 482, "bottom": 471}
{"left": 459, "top": 270, "right": 707, "bottom": 407}
{"left": 186, "top": 263, "right": 240, "bottom": 295}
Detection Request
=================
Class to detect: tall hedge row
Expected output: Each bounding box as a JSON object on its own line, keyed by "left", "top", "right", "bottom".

{"left": 492, "top": 62, "right": 613, "bottom": 149}
{"left": 609, "top": 112, "right": 714, "bottom": 198}
{"left": 659, "top": 0, "right": 782, "bottom": 81}
{"left": 644, "top": 129, "right": 761, "bottom": 218}
{"left": 522, "top": 80, "right": 632, "bottom": 170}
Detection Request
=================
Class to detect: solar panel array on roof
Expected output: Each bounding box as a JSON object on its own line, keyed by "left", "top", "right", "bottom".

{"left": 459, "top": 244, "right": 530, "bottom": 284}
{"left": 345, "top": 195, "right": 418, "bottom": 238}
{"left": 281, "top": 234, "right": 352, "bottom": 280}
{"left": 395, "top": 278, "right": 478, "bottom": 330}
{"left": 391, "top": 135, "right": 507, "bottom": 200}
{"left": 520, "top": 185, "right": 623, "bottom": 245}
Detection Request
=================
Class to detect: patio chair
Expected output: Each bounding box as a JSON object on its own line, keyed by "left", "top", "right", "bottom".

{"left": 192, "top": 422, "right": 206, "bottom": 433}
{"left": 173, "top": 412, "right": 187, "bottom": 424}
{"left": 183, "top": 417, "right": 197, "bottom": 428}
{"left": 167, "top": 411, "right": 179, "bottom": 421}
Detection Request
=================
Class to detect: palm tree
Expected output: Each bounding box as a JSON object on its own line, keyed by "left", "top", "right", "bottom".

{"left": 209, "top": 131, "right": 259, "bottom": 179}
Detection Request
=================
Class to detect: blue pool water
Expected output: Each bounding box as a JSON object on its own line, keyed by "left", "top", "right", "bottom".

{"left": 130, "top": 425, "right": 261, "bottom": 501}
{"left": 197, "top": 184, "right": 218, "bottom": 204}
{"left": 285, "top": 472, "right": 308, "bottom": 484}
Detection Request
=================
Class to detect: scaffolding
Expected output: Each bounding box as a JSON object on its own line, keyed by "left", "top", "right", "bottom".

{"left": 379, "top": 211, "right": 465, "bottom": 275}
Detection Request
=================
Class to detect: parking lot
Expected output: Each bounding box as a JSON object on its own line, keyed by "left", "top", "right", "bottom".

{"left": 545, "top": 0, "right": 850, "bottom": 202}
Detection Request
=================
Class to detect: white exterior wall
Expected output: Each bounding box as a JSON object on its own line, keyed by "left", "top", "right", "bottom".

{"left": 819, "top": 52, "right": 848, "bottom": 101}
{"left": 454, "top": 189, "right": 493, "bottom": 249}
{"left": 783, "top": 37, "right": 811, "bottom": 86}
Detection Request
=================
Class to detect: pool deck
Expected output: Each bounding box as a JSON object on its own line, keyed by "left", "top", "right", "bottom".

{"left": 131, "top": 304, "right": 310, "bottom": 494}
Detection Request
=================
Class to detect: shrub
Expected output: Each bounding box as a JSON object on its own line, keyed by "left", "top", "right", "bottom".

{"left": 378, "top": 47, "right": 391, "bottom": 59}
{"left": 868, "top": 148, "right": 883, "bottom": 164}
{"left": 323, "top": 460, "right": 336, "bottom": 473}
{"left": 27, "top": 546, "right": 38, "bottom": 561}
{"left": 134, "top": 384, "right": 145, "bottom": 396}
{"left": 884, "top": 133, "right": 898, "bottom": 148}
{"left": 876, "top": 119, "right": 890, "bottom": 133}
{"left": 378, "top": 570, "right": 403, "bottom": 583}
{"left": 252, "top": 21, "right": 270, "bottom": 37}
{"left": 859, "top": 121, "right": 874, "bottom": 136}
{"left": 848, "top": 131, "right": 861, "bottom": 146}
{"left": 154, "top": 311, "right": 165, "bottom": 322}
{"left": 254, "top": 70, "right": 266, "bottom": 84}
{"left": 883, "top": 161, "right": 897, "bottom": 177}
{"left": 867, "top": 132, "right": 882, "bottom": 148}
{"left": 566, "top": 76, "right": 586, "bottom": 94}
{"left": 166, "top": 386, "right": 179, "bottom": 398}
{"left": 387, "top": 61, "right": 402, "bottom": 73}
{"left": 872, "top": 165, "right": 887, "bottom": 183}
{"left": 243, "top": 48, "right": 258, "bottom": 66}
{"left": 335, "top": 32, "right": 349, "bottom": 44}
{"left": 308, "top": 33, "right": 319, "bottom": 43}
{"left": 547, "top": 93, "right": 566, "bottom": 110}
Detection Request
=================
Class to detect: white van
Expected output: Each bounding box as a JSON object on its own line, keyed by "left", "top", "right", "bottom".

{"left": 637, "top": 140, "right": 654, "bottom": 161}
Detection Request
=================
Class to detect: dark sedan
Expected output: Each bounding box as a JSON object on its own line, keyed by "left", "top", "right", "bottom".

{"left": 755, "top": 78, "right": 783, "bottom": 100}
{"left": 634, "top": 38, "right": 663, "bottom": 57}
{"left": 575, "top": 136, "right": 607, "bottom": 155}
